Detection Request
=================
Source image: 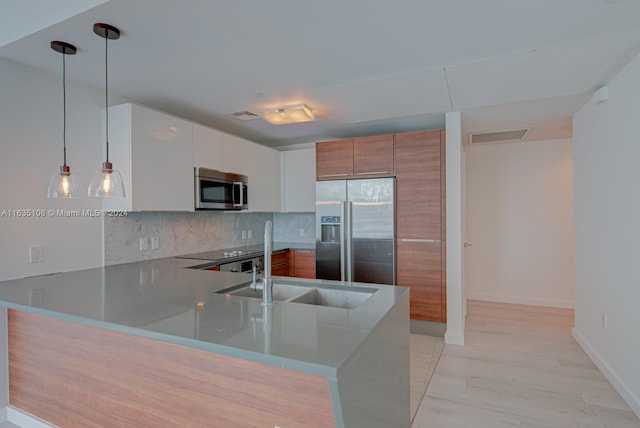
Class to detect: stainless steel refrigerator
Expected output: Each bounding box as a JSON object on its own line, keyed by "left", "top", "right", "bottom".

{"left": 316, "top": 178, "right": 395, "bottom": 285}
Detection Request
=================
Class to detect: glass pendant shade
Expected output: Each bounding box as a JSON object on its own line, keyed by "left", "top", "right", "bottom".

{"left": 88, "top": 161, "right": 125, "bottom": 197}
{"left": 48, "top": 165, "right": 82, "bottom": 198}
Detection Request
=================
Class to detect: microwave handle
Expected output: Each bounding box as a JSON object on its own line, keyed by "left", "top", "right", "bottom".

{"left": 233, "top": 182, "right": 243, "bottom": 207}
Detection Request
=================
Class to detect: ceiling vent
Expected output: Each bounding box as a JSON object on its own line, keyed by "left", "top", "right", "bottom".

{"left": 468, "top": 128, "right": 530, "bottom": 145}
{"left": 230, "top": 111, "right": 260, "bottom": 121}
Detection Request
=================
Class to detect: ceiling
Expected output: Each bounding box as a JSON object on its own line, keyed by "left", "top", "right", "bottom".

{"left": 1, "top": 0, "right": 640, "bottom": 148}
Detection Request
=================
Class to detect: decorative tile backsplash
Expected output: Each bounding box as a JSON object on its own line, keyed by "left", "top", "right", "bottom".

{"left": 104, "top": 212, "right": 315, "bottom": 265}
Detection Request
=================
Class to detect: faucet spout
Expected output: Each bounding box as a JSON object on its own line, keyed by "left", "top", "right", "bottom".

{"left": 249, "top": 220, "right": 273, "bottom": 305}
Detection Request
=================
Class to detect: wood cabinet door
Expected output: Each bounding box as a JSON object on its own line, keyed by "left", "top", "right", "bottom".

{"left": 395, "top": 130, "right": 442, "bottom": 240}
{"left": 293, "top": 251, "right": 316, "bottom": 279}
{"left": 316, "top": 139, "right": 353, "bottom": 179}
{"left": 271, "top": 251, "right": 290, "bottom": 276}
{"left": 396, "top": 241, "right": 442, "bottom": 322}
{"left": 353, "top": 134, "right": 394, "bottom": 177}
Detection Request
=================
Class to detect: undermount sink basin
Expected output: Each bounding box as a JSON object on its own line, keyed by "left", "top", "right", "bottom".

{"left": 288, "top": 287, "right": 373, "bottom": 309}
{"left": 216, "top": 281, "right": 376, "bottom": 309}
{"left": 221, "top": 283, "right": 311, "bottom": 301}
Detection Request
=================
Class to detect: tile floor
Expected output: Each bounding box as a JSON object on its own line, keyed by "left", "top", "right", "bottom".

{"left": 411, "top": 300, "right": 640, "bottom": 428}
{"left": 410, "top": 333, "right": 445, "bottom": 422}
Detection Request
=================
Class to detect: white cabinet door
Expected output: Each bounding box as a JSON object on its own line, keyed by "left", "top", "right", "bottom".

{"left": 247, "top": 144, "right": 281, "bottom": 212}
{"left": 193, "top": 124, "right": 223, "bottom": 170}
{"left": 130, "top": 105, "right": 194, "bottom": 211}
{"left": 105, "top": 103, "right": 194, "bottom": 212}
{"left": 281, "top": 149, "right": 316, "bottom": 212}
{"left": 222, "top": 133, "right": 251, "bottom": 175}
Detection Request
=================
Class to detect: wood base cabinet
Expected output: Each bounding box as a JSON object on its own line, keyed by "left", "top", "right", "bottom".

{"left": 396, "top": 241, "right": 442, "bottom": 322}
{"left": 291, "top": 250, "right": 316, "bottom": 279}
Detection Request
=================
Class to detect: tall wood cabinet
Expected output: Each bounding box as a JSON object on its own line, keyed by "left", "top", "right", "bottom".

{"left": 395, "top": 130, "right": 446, "bottom": 322}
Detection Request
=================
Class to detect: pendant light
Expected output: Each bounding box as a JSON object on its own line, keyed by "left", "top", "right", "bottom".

{"left": 47, "top": 41, "right": 83, "bottom": 198}
{"left": 88, "top": 23, "right": 125, "bottom": 198}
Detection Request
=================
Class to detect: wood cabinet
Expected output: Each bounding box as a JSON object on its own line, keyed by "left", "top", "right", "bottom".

{"left": 316, "top": 139, "right": 353, "bottom": 179}
{"left": 316, "top": 135, "right": 394, "bottom": 180}
{"left": 395, "top": 129, "right": 446, "bottom": 322}
{"left": 291, "top": 250, "right": 316, "bottom": 279}
{"left": 104, "top": 103, "right": 194, "bottom": 212}
{"left": 271, "top": 250, "right": 290, "bottom": 276}
{"left": 193, "top": 124, "right": 223, "bottom": 171}
{"left": 281, "top": 149, "right": 316, "bottom": 212}
{"left": 353, "top": 134, "right": 395, "bottom": 176}
{"left": 397, "top": 241, "right": 442, "bottom": 321}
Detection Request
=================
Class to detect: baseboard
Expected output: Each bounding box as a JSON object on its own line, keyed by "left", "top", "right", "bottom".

{"left": 444, "top": 331, "right": 464, "bottom": 345}
{"left": 572, "top": 328, "right": 640, "bottom": 418}
{"left": 410, "top": 320, "right": 446, "bottom": 337}
{"left": 5, "top": 406, "right": 57, "bottom": 427}
{"left": 466, "top": 293, "right": 574, "bottom": 309}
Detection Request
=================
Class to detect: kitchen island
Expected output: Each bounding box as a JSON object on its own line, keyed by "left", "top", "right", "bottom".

{"left": 0, "top": 257, "right": 409, "bottom": 427}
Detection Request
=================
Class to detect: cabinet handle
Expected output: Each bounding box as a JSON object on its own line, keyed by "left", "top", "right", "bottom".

{"left": 398, "top": 238, "right": 441, "bottom": 243}
{"left": 356, "top": 171, "right": 390, "bottom": 175}
{"left": 319, "top": 173, "right": 350, "bottom": 177}
{"left": 272, "top": 262, "right": 288, "bottom": 268}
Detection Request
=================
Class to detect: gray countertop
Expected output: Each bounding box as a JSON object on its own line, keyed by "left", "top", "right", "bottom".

{"left": 0, "top": 256, "right": 407, "bottom": 378}
{"left": 176, "top": 241, "right": 316, "bottom": 266}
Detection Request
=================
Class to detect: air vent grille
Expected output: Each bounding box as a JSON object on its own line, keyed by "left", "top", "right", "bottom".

{"left": 469, "top": 128, "right": 529, "bottom": 145}
{"left": 230, "top": 111, "right": 260, "bottom": 121}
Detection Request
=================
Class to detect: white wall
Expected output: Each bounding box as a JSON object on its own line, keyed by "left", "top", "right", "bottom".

{"left": 572, "top": 51, "right": 640, "bottom": 417}
{"left": 465, "top": 138, "right": 574, "bottom": 308}
{"left": 0, "top": 58, "right": 116, "bottom": 280}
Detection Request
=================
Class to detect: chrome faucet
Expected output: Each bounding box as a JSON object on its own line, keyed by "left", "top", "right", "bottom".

{"left": 250, "top": 220, "right": 273, "bottom": 305}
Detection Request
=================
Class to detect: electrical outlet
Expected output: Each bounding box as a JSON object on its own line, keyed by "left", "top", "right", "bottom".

{"left": 29, "top": 245, "right": 44, "bottom": 263}
{"left": 242, "top": 230, "right": 247, "bottom": 240}
{"left": 299, "top": 228, "right": 305, "bottom": 237}
{"left": 248, "top": 230, "right": 252, "bottom": 239}
{"left": 151, "top": 236, "right": 159, "bottom": 250}
{"left": 601, "top": 313, "right": 607, "bottom": 329}
{"left": 139, "top": 238, "right": 149, "bottom": 251}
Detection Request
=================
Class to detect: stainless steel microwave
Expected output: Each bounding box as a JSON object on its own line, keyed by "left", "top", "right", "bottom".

{"left": 194, "top": 167, "right": 248, "bottom": 210}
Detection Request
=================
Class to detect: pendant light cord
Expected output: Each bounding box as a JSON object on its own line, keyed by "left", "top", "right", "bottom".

{"left": 62, "top": 50, "right": 67, "bottom": 167}
{"left": 104, "top": 33, "right": 110, "bottom": 163}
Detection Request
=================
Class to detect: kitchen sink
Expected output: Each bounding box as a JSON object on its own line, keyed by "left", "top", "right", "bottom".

{"left": 288, "top": 287, "right": 373, "bottom": 309}
{"left": 216, "top": 281, "right": 376, "bottom": 309}
{"left": 221, "top": 283, "right": 311, "bottom": 301}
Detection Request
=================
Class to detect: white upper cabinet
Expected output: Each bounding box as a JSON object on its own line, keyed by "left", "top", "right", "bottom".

{"left": 193, "top": 124, "right": 223, "bottom": 170}
{"left": 247, "top": 143, "right": 281, "bottom": 212}
{"left": 222, "top": 133, "right": 251, "bottom": 175}
{"left": 104, "top": 103, "right": 194, "bottom": 212}
{"left": 281, "top": 148, "right": 316, "bottom": 212}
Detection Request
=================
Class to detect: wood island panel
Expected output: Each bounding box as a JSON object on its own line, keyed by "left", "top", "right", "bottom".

{"left": 316, "top": 139, "right": 354, "bottom": 179}
{"left": 353, "top": 134, "right": 395, "bottom": 176}
{"left": 396, "top": 241, "right": 442, "bottom": 322}
{"left": 8, "top": 309, "right": 335, "bottom": 428}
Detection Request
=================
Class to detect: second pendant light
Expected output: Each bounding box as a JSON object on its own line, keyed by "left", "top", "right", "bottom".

{"left": 88, "top": 23, "right": 125, "bottom": 198}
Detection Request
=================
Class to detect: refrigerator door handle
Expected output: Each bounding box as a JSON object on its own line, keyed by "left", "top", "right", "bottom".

{"left": 346, "top": 201, "right": 353, "bottom": 283}
{"left": 340, "top": 201, "right": 346, "bottom": 282}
